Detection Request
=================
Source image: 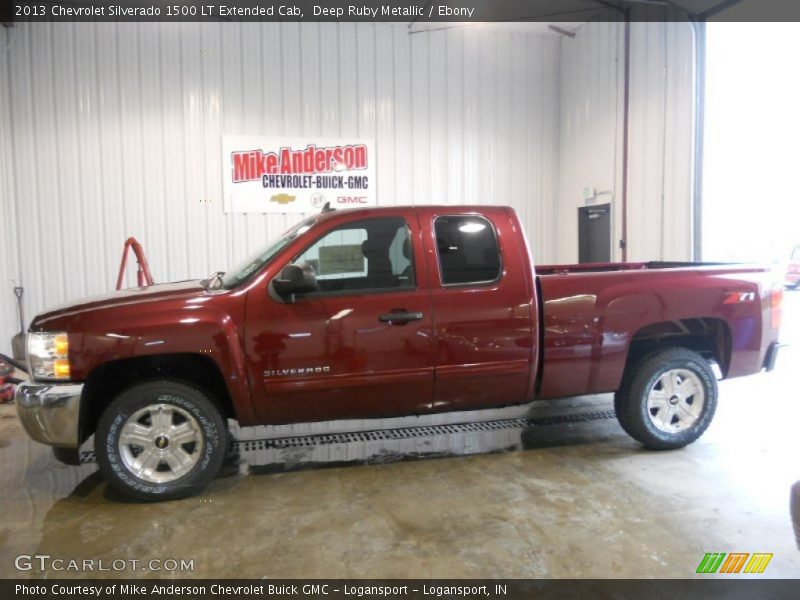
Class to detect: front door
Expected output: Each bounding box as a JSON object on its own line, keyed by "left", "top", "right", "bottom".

{"left": 245, "top": 214, "right": 435, "bottom": 424}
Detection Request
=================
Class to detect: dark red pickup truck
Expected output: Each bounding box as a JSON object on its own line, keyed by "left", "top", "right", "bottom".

{"left": 16, "top": 206, "right": 783, "bottom": 500}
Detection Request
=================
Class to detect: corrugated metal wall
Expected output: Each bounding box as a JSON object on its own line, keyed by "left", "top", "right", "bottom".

{"left": 557, "top": 20, "right": 624, "bottom": 264}
{"left": 557, "top": 18, "right": 696, "bottom": 263}
{"left": 0, "top": 23, "right": 561, "bottom": 354}
{"left": 628, "top": 20, "right": 696, "bottom": 262}
{"left": 0, "top": 21, "right": 697, "bottom": 355}
{"left": 0, "top": 31, "right": 20, "bottom": 352}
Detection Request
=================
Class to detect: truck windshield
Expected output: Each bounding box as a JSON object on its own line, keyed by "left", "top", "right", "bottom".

{"left": 218, "top": 216, "right": 318, "bottom": 289}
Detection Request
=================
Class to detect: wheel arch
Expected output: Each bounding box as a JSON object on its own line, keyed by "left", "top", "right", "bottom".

{"left": 623, "top": 317, "right": 732, "bottom": 383}
{"left": 80, "top": 353, "right": 235, "bottom": 444}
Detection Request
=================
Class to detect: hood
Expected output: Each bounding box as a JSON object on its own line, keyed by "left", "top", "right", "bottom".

{"left": 31, "top": 280, "right": 207, "bottom": 329}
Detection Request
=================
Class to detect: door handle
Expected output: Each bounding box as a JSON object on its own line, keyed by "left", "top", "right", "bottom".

{"left": 378, "top": 311, "right": 423, "bottom": 324}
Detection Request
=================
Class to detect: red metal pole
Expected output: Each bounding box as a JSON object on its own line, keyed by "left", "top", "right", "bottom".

{"left": 116, "top": 237, "right": 155, "bottom": 290}
{"left": 129, "top": 238, "right": 154, "bottom": 287}
{"left": 116, "top": 242, "right": 130, "bottom": 290}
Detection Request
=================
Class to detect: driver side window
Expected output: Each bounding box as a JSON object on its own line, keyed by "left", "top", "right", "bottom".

{"left": 295, "top": 217, "right": 415, "bottom": 294}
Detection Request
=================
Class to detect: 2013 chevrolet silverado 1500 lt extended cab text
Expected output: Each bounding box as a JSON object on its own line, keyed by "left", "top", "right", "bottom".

{"left": 16, "top": 206, "right": 783, "bottom": 500}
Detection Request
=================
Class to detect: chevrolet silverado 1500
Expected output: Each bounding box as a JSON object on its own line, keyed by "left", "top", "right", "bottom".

{"left": 16, "top": 206, "right": 783, "bottom": 500}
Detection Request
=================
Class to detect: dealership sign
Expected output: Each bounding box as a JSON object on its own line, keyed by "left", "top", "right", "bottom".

{"left": 222, "top": 135, "right": 376, "bottom": 213}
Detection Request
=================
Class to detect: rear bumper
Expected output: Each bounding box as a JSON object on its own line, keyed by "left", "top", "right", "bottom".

{"left": 762, "top": 342, "right": 784, "bottom": 372}
{"left": 15, "top": 381, "right": 83, "bottom": 448}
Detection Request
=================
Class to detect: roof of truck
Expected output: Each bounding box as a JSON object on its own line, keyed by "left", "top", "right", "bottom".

{"left": 313, "top": 204, "right": 511, "bottom": 224}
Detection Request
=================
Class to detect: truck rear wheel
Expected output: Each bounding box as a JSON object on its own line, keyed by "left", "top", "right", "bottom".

{"left": 95, "top": 380, "right": 227, "bottom": 501}
{"left": 614, "top": 347, "right": 718, "bottom": 450}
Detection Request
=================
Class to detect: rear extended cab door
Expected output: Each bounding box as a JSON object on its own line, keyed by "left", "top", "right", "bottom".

{"left": 416, "top": 206, "right": 539, "bottom": 411}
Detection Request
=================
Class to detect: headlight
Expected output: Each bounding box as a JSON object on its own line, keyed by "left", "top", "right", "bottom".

{"left": 27, "top": 332, "right": 71, "bottom": 380}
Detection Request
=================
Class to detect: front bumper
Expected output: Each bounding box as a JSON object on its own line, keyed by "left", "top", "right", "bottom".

{"left": 15, "top": 381, "right": 83, "bottom": 448}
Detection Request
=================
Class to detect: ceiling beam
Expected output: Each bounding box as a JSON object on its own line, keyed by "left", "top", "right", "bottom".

{"left": 699, "top": 0, "right": 747, "bottom": 20}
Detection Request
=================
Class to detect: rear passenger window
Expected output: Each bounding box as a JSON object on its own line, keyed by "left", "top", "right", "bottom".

{"left": 434, "top": 216, "right": 501, "bottom": 285}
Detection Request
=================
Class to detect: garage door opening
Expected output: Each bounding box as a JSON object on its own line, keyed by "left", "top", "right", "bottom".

{"left": 702, "top": 23, "right": 800, "bottom": 264}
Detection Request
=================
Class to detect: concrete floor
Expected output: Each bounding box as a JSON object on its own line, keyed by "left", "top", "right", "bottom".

{"left": 1, "top": 293, "right": 799, "bottom": 579}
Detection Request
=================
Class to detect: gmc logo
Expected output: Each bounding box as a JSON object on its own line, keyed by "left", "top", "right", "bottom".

{"left": 337, "top": 196, "right": 368, "bottom": 204}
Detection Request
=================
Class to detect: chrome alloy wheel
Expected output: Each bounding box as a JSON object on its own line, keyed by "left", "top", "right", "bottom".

{"left": 646, "top": 368, "right": 705, "bottom": 434}
{"left": 118, "top": 403, "right": 204, "bottom": 484}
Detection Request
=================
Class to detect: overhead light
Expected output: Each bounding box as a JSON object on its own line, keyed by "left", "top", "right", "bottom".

{"left": 459, "top": 222, "right": 486, "bottom": 233}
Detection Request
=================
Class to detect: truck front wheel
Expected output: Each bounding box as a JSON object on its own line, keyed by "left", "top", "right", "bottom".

{"left": 95, "top": 380, "right": 228, "bottom": 501}
{"left": 614, "top": 347, "right": 718, "bottom": 450}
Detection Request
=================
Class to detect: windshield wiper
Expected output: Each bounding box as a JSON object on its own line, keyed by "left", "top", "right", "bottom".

{"left": 201, "top": 271, "right": 225, "bottom": 290}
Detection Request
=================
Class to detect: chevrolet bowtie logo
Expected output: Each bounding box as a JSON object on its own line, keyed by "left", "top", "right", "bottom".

{"left": 270, "top": 193, "right": 296, "bottom": 205}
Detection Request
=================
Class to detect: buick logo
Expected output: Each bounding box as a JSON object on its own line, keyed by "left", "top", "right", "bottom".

{"left": 310, "top": 193, "right": 326, "bottom": 208}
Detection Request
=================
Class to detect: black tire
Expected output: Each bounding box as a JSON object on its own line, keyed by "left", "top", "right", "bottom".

{"left": 95, "top": 380, "right": 228, "bottom": 501}
{"left": 52, "top": 447, "right": 81, "bottom": 466}
{"left": 615, "top": 346, "right": 717, "bottom": 450}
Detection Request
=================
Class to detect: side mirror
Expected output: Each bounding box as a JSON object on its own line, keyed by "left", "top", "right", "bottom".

{"left": 271, "top": 263, "right": 319, "bottom": 301}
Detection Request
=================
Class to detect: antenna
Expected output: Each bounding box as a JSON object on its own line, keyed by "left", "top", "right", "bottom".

{"left": 321, "top": 202, "right": 335, "bottom": 213}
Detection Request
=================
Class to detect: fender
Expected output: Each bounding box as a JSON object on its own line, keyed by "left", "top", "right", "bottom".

{"left": 30, "top": 286, "right": 257, "bottom": 424}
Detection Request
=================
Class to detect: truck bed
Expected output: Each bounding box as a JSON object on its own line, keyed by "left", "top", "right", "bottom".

{"left": 535, "top": 260, "right": 780, "bottom": 401}
{"left": 536, "top": 261, "right": 733, "bottom": 276}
